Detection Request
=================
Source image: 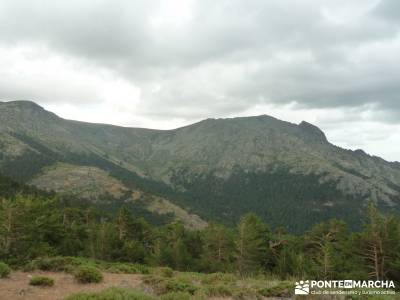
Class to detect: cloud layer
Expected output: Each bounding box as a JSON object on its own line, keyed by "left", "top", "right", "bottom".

{"left": 0, "top": 0, "right": 399, "bottom": 160}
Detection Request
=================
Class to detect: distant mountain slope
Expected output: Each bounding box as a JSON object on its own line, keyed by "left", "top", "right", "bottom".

{"left": 0, "top": 172, "right": 52, "bottom": 199}
{"left": 1, "top": 100, "right": 399, "bottom": 232}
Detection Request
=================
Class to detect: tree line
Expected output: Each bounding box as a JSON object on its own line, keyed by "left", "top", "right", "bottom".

{"left": 0, "top": 192, "right": 399, "bottom": 284}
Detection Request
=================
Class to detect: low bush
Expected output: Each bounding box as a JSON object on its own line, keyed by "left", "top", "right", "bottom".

{"left": 165, "top": 280, "right": 197, "bottom": 295}
{"left": 259, "top": 281, "right": 293, "bottom": 297}
{"left": 204, "top": 284, "right": 232, "bottom": 297}
{"left": 29, "top": 276, "right": 55, "bottom": 286}
{"left": 29, "top": 257, "right": 86, "bottom": 273}
{"left": 65, "top": 287, "right": 156, "bottom": 300}
{"left": 201, "top": 272, "right": 236, "bottom": 284}
{"left": 159, "top": 267, "right": 174, "bottom": 278}
{"left": 106, "top": 264, "right": 139, "bottom": 274}
{"left": 160, "top": 291, "right": 192, "bottom": 300}
{"left": 26, "top": 257, "right": 151, "bottom": 275}
{"left": 143, "top": 275, "right": 197, "bottom": 295}
{"left": 131, "top": 263, "right": 150, "bottom": 274}
{"left": 106, "top": 263, "right": 150, "bottom": 274}
{"left": 0, "top": 262, "right": 11, "bottom": 278}
{"left": 74, "top": 266, "right": 103, "bottom": 283}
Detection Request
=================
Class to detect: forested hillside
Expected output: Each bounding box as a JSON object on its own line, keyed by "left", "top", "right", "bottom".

{"left": 1, "top": 100, "right": 400, "bottom": 233}
{"left": 1, "top": 176, "right": 399, "bottom": 283}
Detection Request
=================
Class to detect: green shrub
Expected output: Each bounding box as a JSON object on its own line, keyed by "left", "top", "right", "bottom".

{"left": 143, "top": 275, "right": 197, "bottom": 295}
{"left": 204, "top": 284, "right": 232, "bottom": 297}
{"left": 232, "top": 288, "right": 260, "bottom": 300}
{"left": 165, "top": 280, "right": 197, "bottom": 295}
{"left": 74, "top": 266, "right": 103, "bottom": 283}
{"left": 201, "top": 272, "right": 236, "bottom": 284}
{"left": 160, "top": 291, "right": 191, "bottom": 300}
{"left": 142, "top": 275, "right": 170, "bottom": 295}
{"left": 159, "top": 267, "right": 174, "bottom": 278}
{"left": 33, "top": 257, "right": 66, "bottom": 271}
{"left": 0, "top": 262, "right": 11, "bottom": 278}
{"left": 259, "top": 281, "right": 293, "bottom": 297}
{"left": 22, "top": 261, "right": 36, "bottom": 272}
{"left": 65, "top": 287, "right": 156, "bottom": 300}
{"left": 30, "top": 257, "right": 84, "bottom": 273}
{"left": 134, "top": 264, "right": 150, "bottom": 274}
{"left": 106, "top": 264, "right": 139, "bottom": 274}
{"left": 29, "top": 276, "right": 55, "bottom": 286}
{"left": 106, "top": 263, "right": 150, "bottom": 274}
{"left": 28, "top": 257, "right": 151, "bottom": 275}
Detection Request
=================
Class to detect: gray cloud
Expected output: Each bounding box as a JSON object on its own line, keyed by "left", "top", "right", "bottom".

{"left": 374, "top": 0, "right": 400, "bottom": 20}
{"left": 1, "top": 1, "right": 399, "bottom": 104}
{"left": 0, "top": 0, "right": 400, "bottom": 160}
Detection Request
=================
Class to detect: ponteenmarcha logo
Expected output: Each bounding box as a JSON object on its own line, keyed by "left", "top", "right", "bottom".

{"left": 295, "top": 280, "right": 310, "bottom": 295}
{"left": 294, "top": 280, "right": 396, "bottom": 296}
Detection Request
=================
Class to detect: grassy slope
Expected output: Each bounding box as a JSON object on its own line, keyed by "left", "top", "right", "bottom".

{"left": 4, "top": 257, "right": 396, "bottom": 300}
{"left": 10, "top": 257, "right": 295, "bottom": 299}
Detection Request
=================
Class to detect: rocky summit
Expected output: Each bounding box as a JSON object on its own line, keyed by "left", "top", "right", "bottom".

{"left": 1, "top": 100, "right": 399, "bottom": 232}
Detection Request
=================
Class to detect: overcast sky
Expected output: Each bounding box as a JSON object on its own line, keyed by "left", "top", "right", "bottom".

{"left": 1, "top": 0, "right": 399, "bottom": 161}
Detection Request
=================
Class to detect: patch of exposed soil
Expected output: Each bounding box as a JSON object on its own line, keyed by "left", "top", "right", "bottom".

{"left": 29, "top": 163, "right": 128, "bottom": 199}
{"left": 0, "top": 271, "right": 142, "bottom": 300}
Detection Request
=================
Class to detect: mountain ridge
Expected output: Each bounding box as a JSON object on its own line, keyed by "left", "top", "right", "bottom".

{"left": 1, "top": 100, "right": 399, "bottom": 232}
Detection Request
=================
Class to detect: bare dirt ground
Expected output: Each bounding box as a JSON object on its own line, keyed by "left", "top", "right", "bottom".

{"left": 0, "top": 271, "right": 143, "bottom": 300}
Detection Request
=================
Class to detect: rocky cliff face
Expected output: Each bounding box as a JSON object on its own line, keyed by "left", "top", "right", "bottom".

{"left": 1, "top": 100, "right": 399, "bottom": 232}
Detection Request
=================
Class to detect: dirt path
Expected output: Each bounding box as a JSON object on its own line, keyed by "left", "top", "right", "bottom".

{"left": 0, "top": 271, "right": 143, "bottom": 300}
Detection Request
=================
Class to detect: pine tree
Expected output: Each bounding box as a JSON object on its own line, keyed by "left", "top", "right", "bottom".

{"left": 358, "top": 203, "right": 400, "bottom": 280}
{"left": 235, "top": 213, "right": 270, "bottom": 275}
{"left": 0, "top": 196, "right": 24, "bottom": 257}
{"left": 201, "top": 223, "right": 234, "bottom": 272}
{"left": 304, "top": 219, "right": 348, "bottom": 279}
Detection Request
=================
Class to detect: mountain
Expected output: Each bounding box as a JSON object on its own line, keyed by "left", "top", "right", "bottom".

{"left": 1, "top": 100, "right": 400, "bottom": 232}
